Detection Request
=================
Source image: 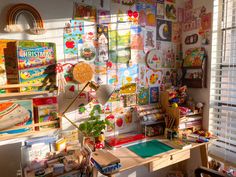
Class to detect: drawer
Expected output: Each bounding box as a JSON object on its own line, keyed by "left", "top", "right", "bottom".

{"left": 148, "top": 150, "right": 190, "bottom": 172}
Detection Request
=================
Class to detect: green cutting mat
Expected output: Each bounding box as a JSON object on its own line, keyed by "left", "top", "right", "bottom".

{"left": 127, "top": 140, "right": 174, "bottom": 158}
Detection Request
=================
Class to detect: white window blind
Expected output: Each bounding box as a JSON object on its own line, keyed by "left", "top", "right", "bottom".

{"left": 209, "top": 0, "right": 236, "bottom": 164}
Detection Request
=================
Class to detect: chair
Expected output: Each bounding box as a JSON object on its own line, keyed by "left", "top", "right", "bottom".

{"left": 195, "top": 166, "right": 226, "bottom": 177}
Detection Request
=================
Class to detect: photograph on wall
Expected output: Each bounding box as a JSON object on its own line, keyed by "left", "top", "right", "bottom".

{"left": 156, "top": 19, "right": 172, "bottom": 42}
{"left": 149, "top": 86, "right": 159, "bottom": 103}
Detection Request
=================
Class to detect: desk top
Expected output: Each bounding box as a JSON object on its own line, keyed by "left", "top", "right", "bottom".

{"left": 104, "top": 136, "right": 208, "bottom": 172}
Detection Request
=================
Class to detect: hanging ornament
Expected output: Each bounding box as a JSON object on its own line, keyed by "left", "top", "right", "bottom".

{"left": 56, "top": 63, "right": 67, "bottom": 95}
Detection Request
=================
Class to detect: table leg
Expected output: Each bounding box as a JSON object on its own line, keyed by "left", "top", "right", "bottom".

{"left": 200, "top": 144, "right": 209, "bottom": 168}
{"left": 92, "top": 167, "right": 98, "bottom": 177}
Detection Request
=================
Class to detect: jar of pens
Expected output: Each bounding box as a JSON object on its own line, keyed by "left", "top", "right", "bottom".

{"left": 164, "top": 115, "right": 178, "bottom": 140}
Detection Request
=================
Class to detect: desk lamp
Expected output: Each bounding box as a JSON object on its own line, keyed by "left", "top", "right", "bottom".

{"left": 61, "top": 62, "right": 115, "bottom": 129}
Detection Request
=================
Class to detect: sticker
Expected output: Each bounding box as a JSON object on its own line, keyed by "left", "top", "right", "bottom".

{"left": 185, "top": 34, "right": 198, "bottom": 45}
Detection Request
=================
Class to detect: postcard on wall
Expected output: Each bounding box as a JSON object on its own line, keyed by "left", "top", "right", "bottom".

{"left": 138, "top": 87, "right": 149, "bottom": 105}
{"left": 145, "top": 3, "right": 156, "bottom": 26}
{"left": 130, "top": 25, "right": 144, "bottom": 51}
{"left": 149, "top": 87, "right": 159, "bottom": 104}
{"left": 64, "top": 33, "right": 79, "bottom": 60}
{"left": 156, "top": 2, "right": 164, "bottom": 19}
{"left": 144, "top": 27, "right": 156, "bottom": 53}
{"left": 165, "top": 2, "right": 177, "bottom": 21}
{"left": 73, "top": 2, "right": 96, "bottom": 22}
{"left": 156, "top": 19, "right": 172, "bottom": 42}
{"left": 138, "top": 64, "right": 147, "bottom": 87}
{"left": 146, "top": 68, "right": 163, "bottom": 87}
{"left": 136, "top": 2, "right": 146, "bottom": 26}
{"left": 159, "top": 41, "right": 176, "bottom": 68}
{"left": 98, "top": 10, "right": 111, "bottom": 25}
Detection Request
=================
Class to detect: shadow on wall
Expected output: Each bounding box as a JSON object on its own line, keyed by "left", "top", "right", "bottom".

{"left": 0, "top": 142, "right": 22, "bottom": 177}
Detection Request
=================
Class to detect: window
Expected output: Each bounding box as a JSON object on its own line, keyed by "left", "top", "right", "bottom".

{"left": 209, "top": 0, "right": 236, "bottom": 164}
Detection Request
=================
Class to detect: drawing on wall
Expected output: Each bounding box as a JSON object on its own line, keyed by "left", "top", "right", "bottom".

{"left": 165, "top": 2, "right": 176, "bottom": 21}
{"left": 136, "top": 2, "right": 146, "bottom": 26}
{"left": 70, "top": 20, "right": 84, "bottom": 35}
{"left": 146, "top": 69, "right": 162, "bottom": 87}
{"left": 138, "top": 64, "right": 147, "bottom": 87}
{"left": 144, "top": 27, "right": 156, "bottom": 53}
{"left": 201, "top": 13, "right": 212, "bottom": 31}
{"left": 131, "top": 50, "right": 145, "bottom": 64}
{"left": 145, "top": 49, "right": 162, "bottom": 71}
{"left": 146, "top": 3, "right": 156, "bottom": 26}
{"left": 118, "top": 64, "right": 138, "bottom": 91}
{"left": 156, "top": 2, "right": 164, "bottom": 19}
{"left": 156, "top": 19, "right": 172, "bottom": 42}
{"left": 73, "top": 2, "right": 96, "bottom": 22}
{"left": 97, "top": 25, "right": 109, "bottom": 64}
{"left": 149, "top": 87, "right": 159, "bottom": 103}
{"left": 130, "top": 25, "right": 144, "bottom": 50}
{"left": 98, "top": 10, "right": 111, "bottom": 25}
{"left": 78, "top": 42, "right": 96, "bottom": 62}
{"left": 157, "top": 41, "right": 176, "bottom": 68}
{"left": 138, "top": 87, "right": 149, "bottom": 105}
{"left": 172, "top": 23, "right": 181, "bottom": 43}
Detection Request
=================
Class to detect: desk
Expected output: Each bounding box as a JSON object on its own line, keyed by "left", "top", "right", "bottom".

{"left": 92, "top": 137, "right": 209, "bottom": 177}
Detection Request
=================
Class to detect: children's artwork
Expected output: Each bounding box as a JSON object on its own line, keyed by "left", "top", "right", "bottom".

{"left": 156, "top": 19, "right": 172, "bottom": 42}
{"left": 185, "top": 0, "right": 193, "bottom": 10}
{"left": 183, "top": 48, "right": 205, "bottom": 67}
{"left": 127, "top": 10, "right": 139, "bottom": 24}
{"left": 98, "top": 10, "right": 111, "bottom": 25}
{"left": 130, "top": 25, "right": 144, "bottom": 50}
{"left": 96, "top": 25, "right": 109, "bottom": 64}
{"left": 201, "top": 13, "right": 212, "bottom": 31}
{"left": 0, "top": 100, "right": 33, "bottom": 134}
{"left": 131, "top": 50, "right": 145, "bottom": 64}
{"left": 118, "top": 64, "right": 138, "bottom": 91}
{"left": 136, "top": 3, "right": 146, "bottom": 26}
{"left": 78, "top": 42, "right": 96, "bottom": 62}
{"left": 160, "top": 69, "right": 176, "bottom": 90}
{"left": 145, "top": 49, "right": 162, "bottom": 71}
{"left": 70, "top": 20, "right": 84, "bottom": 35}
{"left": 172, "top": 23, "right": 181, "bottom": 43}
{"left": 144, "top": 27, "right": 156, "bottom": 53}
{"left": 65, "top": 83, "right": 79, "bottom": 99}
{"left": 157, "top": 41, "right": 176, "bottom": 68}
{"left": 64, "top": 33, "right": 79, "bottom": 60}
{"left": 156, "top": 2, "right": 164, "bottom": 19}
{"left": 146, "top": 69, "right": 162, "bottom": 87}
{"left": 165, "top": 2, "right": 176, "bottom": 21}
{"left": 73, "top": 2, "right": 96, "bottom": 22}
{"left": 124, "top": 94, "right": 137, "bottom": 107}
{"left": 107, "top": 69, "right": 118, "bottom": 86}
{"left": 177, "top": 8, "right": 184, "bottom": 22}
{"left": 138, "top": 64, "right": 148, "bottom": 87}
{"left": 146, "top": 3, "right": 156, "bottom": 26}
{"left": 138, "top": 87, "right": 149, "bottom": 105}
{"left": 149, "top": 87, "right": 159, "bottom": 103}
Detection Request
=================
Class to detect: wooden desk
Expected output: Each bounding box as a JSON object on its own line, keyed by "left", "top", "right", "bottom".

{"left": 92, "top": 137, "right": 209, "bottom": 177}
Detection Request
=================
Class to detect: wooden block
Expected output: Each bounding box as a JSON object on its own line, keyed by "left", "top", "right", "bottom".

{"left": 92, "top": 150, "right": 120, "bottom": 167}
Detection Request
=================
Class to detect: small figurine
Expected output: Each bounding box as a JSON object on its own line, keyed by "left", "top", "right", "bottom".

{"left": 95, "top": 132, "right": 105, "bottom": 150}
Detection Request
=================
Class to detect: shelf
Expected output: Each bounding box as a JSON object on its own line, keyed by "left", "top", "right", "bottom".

{"left": 182, "top": 66, "right": 202, "bottom": 69}
{"left": 141, "top": 119, "right": 165, "bottom": 125}
{"left": 0, "top": 91, "right": 51, "bottom": 98}
{"left": 0, "top": 83, "right": 51, "bottom": 89}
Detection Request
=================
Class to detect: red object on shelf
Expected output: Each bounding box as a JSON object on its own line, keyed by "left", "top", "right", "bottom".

{"left": 106, "top": 133, "right": 146, "bottom": 148}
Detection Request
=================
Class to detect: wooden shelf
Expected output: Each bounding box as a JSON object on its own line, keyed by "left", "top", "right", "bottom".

{"left": 0, "top": 83, "right": 51, "bottom": 89}
{"left": 0, "top": 91, "right": 51, "bottom": 98}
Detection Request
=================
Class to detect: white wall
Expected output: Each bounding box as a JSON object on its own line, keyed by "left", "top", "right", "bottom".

{"left": 182, "top": 0, "right": 214, "bottom": 130}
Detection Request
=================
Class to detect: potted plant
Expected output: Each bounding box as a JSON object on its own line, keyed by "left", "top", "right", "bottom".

{"left": 78, "top": 105, "right": 112, "bottom": 149}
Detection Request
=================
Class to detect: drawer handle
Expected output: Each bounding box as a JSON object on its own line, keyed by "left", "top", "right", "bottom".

{"left": 170, "top": 155, "right": 173, "bottom": 160}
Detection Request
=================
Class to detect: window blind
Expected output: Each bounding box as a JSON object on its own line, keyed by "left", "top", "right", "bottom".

{"left": 209, "top": 0, "right": 236, "bottom": 164}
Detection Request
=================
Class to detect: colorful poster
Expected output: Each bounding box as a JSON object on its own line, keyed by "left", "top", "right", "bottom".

{"left": 118, "top": 64, "right": 138, "bottom": 90}
{"left": 156, "top": 19, "right": 172, "bottom": 42}
{"left": 130, "top": 25, "right": 144, "bottom": 50}
{"left": 138, "top": 87, "right": 149, "bottom": 105}
{"left": 136, "top": 3, "right": 146, "bottom": 26}
{"left": 149, "top": 87, "right": 159, "bottom": 103}
{"left": 144, "top": 27, "right": 156, "bottom": 53}
{"left": 146, "top": 3, "right": 156, "bottom": 26}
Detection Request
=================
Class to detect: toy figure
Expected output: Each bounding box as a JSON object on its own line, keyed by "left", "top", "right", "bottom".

{"left": 95, "top": 132, "right": 105, "bottom": 149}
